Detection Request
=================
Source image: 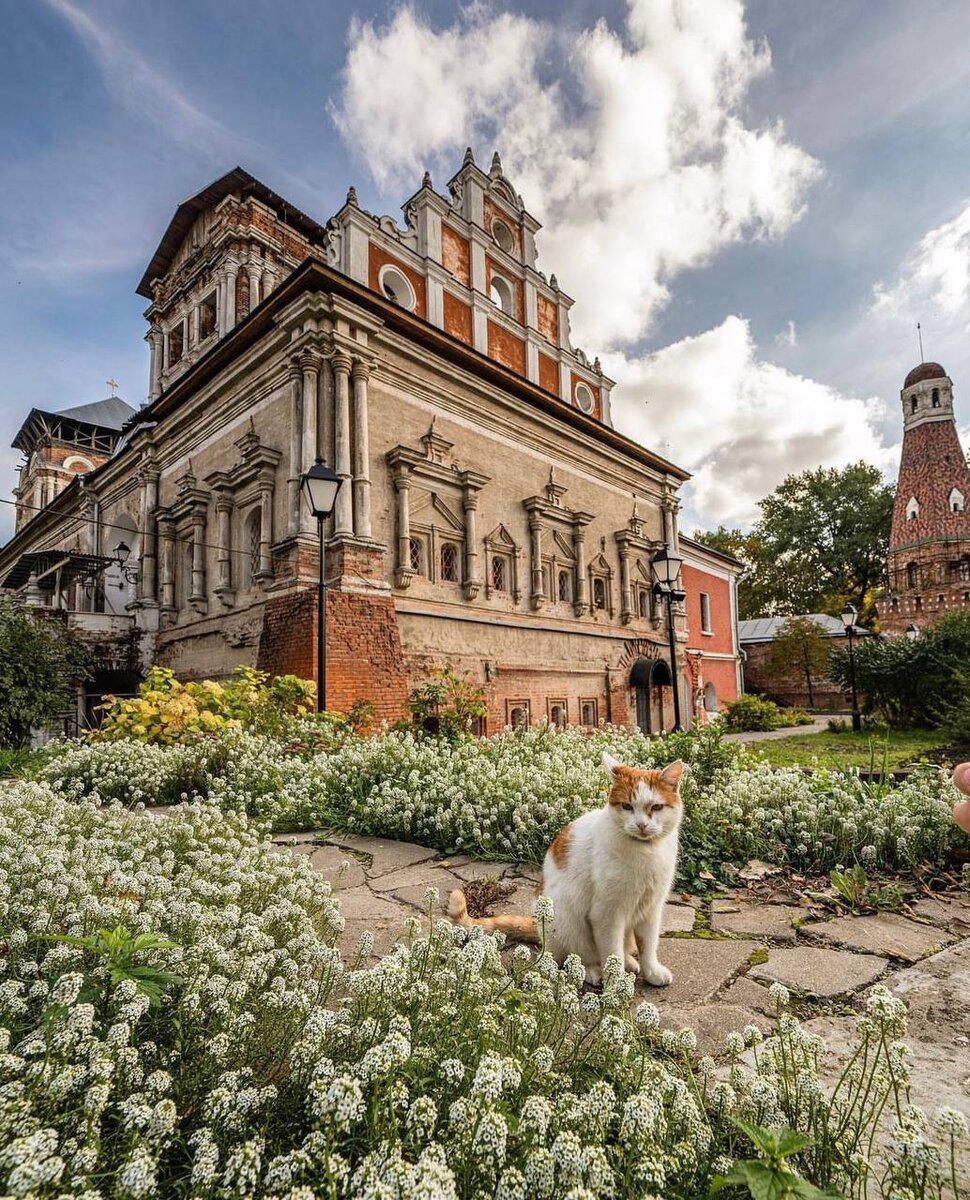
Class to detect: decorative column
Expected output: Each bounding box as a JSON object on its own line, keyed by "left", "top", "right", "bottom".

{"left": 392, "top": 466, "right": 412, "bottom": 587}
{"left": 159, "top": 518, "right": 176, "bottom": 612}
{"left": 618, "top": 548, "right": 633, "bottom": 624}
{"left": 529, "top": 515, "right": 544, "bottom": 610}
{"left": 318, "top": 355, "right": 333, "bottom": 464}
{"left": 332, "top": 351, "right": 354, "bottom": 537}
{"left": 214, "top": 497, "right": 233, "bottom": 598}
{"left": 216, "top": 267, "right": 228, "bottom": 333}
{"left": 247, "top": 264, "right": 261, "bottom": 312}
{"left": 351, "top": 358, "right": 372, "bottom": 540}
{"left": 573, "top": 517, "right": 590, "bottom": 616}
{"left": 299, "top": 349, "right": 320, "bottom": 535}
{"left": 138, "top": 470, "right": 159, "bottom": 604}
{"left": 258, "top": 480, "right": 274, "bottom": 579}
{"left": 148, "top": 327, "right": 163, "bottom": 400}
{"left": 462, "top": 492, "right": 480, "bottom": 599}
{"left": 287, "top": 360, "right": 303, "bottom": 537}
{"left": 225, "top": 259, "right": 239, "bottom": 329}
{"left": 190, "top": 515, "right": 206, "bottom": 604}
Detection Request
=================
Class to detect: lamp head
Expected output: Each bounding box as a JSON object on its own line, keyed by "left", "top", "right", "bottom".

{"left": 840, "top": 603, "right": 858, "bottom": 631}
{"left": 905, "top": 623, "right": 920, "bottom": 641}
{"left": 650, "top": 545, "right": 684, "bottom": 588}
{"left": 114, "top": 541, "right": 131, "bottom": 566}
{"left": 301, "top": 458, "right": 341, "bottom": 519}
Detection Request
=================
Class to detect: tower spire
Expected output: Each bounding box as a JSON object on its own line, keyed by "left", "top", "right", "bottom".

{"left": 917, "top": 322, "right": 924, "bottom": 362}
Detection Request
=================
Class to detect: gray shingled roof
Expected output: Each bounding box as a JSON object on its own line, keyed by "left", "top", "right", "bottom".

{"left": 738, "top": 614, "right": 849, "bottom": 643}
{"left": 56, "top": 397, "right": 136, "bottom": 430}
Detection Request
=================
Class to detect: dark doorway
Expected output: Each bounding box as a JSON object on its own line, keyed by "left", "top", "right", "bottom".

{"left": 630, "top": 656, "right": 672, "bottom": 734}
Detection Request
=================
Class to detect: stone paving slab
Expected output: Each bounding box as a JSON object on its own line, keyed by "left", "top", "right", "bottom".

{"left": 643, "top": 939, "right": 757, "bottom": 1006}
{"left": 749, "top": 946, "right": 887, "bottom": 996}
{"left": 661, "top": 1003, "right": 772, "bottom": 1054}
{"left": 874, "top": 939, "right": 970, "bottom": 1044}
{"left": 306, "top": 846, "right": 366, "bottom": 889}
{"left": 720, "top": 975, "right": 778, "bottom": 1017}
{"left": 802, "top": 912, "right": 955, "bottom": 963}
{"left": 911, "top": 895, "right": 970, "bottom": 930}
{"left": 369, "top": 863, "right": 463, "bottom": 896}
{"left": 710, "top": 902, "right": 800, "bottom": 942}
{"left": 324, "top": 834, "right": 438, "bottom": 877}
{"left": 661, "top": 903, "right": 697, "bottom": 933}
{"left": 447, "top": 860, "right": 513, "bottom": 882}
{"left": 332, "top": 886, "right": 414, "bottom": 925}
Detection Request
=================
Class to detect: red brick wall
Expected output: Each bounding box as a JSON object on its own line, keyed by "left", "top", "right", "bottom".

{"left": 536, "top": 294, "right": 558, "bottom": 345}
{"left": 443, "top": 291, "right": 473, "bottom": 345}
{"left": 441, "top": 224, "right": 471, "bottom": 286}
{"left": 368, "top": 246, "right": 427, "bottom": 319}
{"left": 682, "top": 564, "right": 734, "bottom": 656}
{"left": 258, "top": 588, "right": 409, "bottom": 722}
{"left": 487, "top": 320, "right": 526, "bottom": 375}
{"left": 538, "top": 351, "right": 559, "bottom": 396}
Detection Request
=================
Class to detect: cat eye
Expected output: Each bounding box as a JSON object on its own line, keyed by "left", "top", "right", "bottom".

{"left": 651, "top": 803, "right": 665, "bottom": 813}
{"left": 621, "top": 802, "right": 634, "bottom": 811}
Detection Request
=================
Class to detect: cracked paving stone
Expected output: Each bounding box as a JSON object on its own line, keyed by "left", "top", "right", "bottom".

{"left": 661, "top": 904, "right": 696, "bottom": 933}
{"left": 638, "top": 939, "right": 757, "bottom": 1007}
{"left": 910, "top": 895, "right": 970, "bottom": 931}
{"left": 306, "top": 846, "right": 366, "bottom": 889}
{"left": 710, "top": 903, "right": 800, "bottom": 942}
{"left": 448, "top": 861, "right": 513, "bottom": 882}
{"left": 661, "top": 1004, "right": 772, "bottom": 1055}
{"left": 369, "top": 864, "right": 463, "bottom": 896}
{"left": 749, "top": 946, "right": 887, "bottom": 996}
{"left": 331, "top": 886, "right": 414, "bottom": 926}
{"left": 324, "top": 834, "right": 438, "bottom": 877}
{"left": 720, "top": 975, "right": 778, "bottom": 1017}
{"left": 802, "top": 912, "right": 955, "bottom": 963}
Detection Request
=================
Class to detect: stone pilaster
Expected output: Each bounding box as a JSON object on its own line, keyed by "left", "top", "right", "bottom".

{"left": 332, "top": 351, "right": 354, "bottom": 537}
{"left": 351, "top": 358, "right": 372, "bottom": 540}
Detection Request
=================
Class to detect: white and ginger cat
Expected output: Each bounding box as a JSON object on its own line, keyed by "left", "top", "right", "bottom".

{"left": 447, "top": 752, "right": 684, "bottom": 986}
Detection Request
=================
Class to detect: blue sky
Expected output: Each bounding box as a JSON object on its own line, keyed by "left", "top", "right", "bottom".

{"left": 3, "top": 0, "right": 970, "bottom": 538}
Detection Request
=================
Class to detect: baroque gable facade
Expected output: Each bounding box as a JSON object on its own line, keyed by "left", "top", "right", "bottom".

{"left": 0, "top": 155, "right": 741, "bottom": 732}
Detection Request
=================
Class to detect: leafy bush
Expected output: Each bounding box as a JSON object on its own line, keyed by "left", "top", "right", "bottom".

{"left": 723, "top": 695, "right": 782, "bottom": 731}
{"left": 0, "top": 597, "right": 89, "bottom": 747}
{"left": 94, "top": 666, "right": 322, "bottom": 745}
{"left": 1, "top": 784, "right": 964, "bottom": 1199}
{"left": 401, "top": 665, "right": 488, "bottom": 742}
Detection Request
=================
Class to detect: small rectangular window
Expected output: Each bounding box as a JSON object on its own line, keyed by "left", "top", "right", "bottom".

{"left": 547, "top": 699, "right": 568, "bottom": 729}
{"left": 506, "top": 699, "right": 530, "bottom": 729}
{"left": 700, "top": 592, "right": 712, "bottom": 633}
{"left": 199, "top": 293, "right": 217, "bottom": 340}
{"left": 168, "top": 322, "right": 185, "bottom": 365}
{"left": 580, "top": 699, "right": 598, "bottom": 727}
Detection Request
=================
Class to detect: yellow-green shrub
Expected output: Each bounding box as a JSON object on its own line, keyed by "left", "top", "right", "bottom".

{"left": 93, "top": 666, "right": 317, "bottom": 744}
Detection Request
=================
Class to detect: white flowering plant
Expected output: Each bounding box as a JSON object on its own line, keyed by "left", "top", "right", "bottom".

{"left": 40, "top": 722, "right": 964, "bottom": 888}
{"left": 0, "top": 784, "right": 964, "bottom": 1198}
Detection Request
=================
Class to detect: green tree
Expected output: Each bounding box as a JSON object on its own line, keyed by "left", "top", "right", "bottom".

{"left": 764, "top": 616, "right": 832, "bottom": 708}
{"left": 0, "top": 598, "right": 89, "bottom": 747}
{"left": 695, "top": 463, "right": 893, "bottom": 625}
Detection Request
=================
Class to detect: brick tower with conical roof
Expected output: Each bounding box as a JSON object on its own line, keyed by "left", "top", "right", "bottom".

{"left": 880, "top": 361, "right": 970, "bottom": 633}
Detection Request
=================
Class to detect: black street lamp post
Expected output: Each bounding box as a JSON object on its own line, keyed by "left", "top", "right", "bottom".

{"left": 300, "top": 459, "right": 342, "bottom": 713}
{"left": 651, "top": 545, "right": 686, "bottom": 732}
{"left": 841, "top": 602, "right": 862, "bottom": 733}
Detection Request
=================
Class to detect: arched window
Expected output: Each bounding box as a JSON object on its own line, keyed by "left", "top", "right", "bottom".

{"left": 703, "top": 682, "right": 718, "bottom": 712}
{"left": 906, "top": 496, "right": 920, "bottom": 521}
{"left": 549, "top": 702, "right": 566, "bottom": 729}
{"left": 593, "top": 577, "right": 606, "bottom": 610}
{"left": 379, "top": 265, "right": 416, "bottom": 311}
{"left": 243, "top": 508, "right": 261, "bottom": 588}
{"left": 491, "top": 555, "right": 507, "bottom": 592}
{"left": 508, "top": 703, "right": 529, "bottom": 730}
{"left": 911, "top": 396, "right": 919, "bottom": 414}
{"left": 489, "top": 274, "right": 514, "bottom": 316}
{"left": 906, "top": 561, "right": 919, "bottom": 590}
{"left": 557, "top": 570, "right": 571, "bottom": 602}
{"left": 932, "top": 388, "right": 941, "bottom": 407}
{"left": 949, "top": 487, "right": 965, "bottom": 513}
{"left": 409, "top": 537, "right": 423, "bottom": 574}
{"left": 440, "top": 542, "right": 459, "bottom": 583}
{"left": 638, "top": 589, "right": 651, "bottom": 619}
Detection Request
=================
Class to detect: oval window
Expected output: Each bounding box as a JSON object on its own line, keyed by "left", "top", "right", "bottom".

{"left": 492, "top": 218, "right": 515, "bottom": 254}
{"left": 378, "top": 264, "right": 416, "bottom": 311}
{"left": 575, "top": 382, "right": 595, "bottom": 414}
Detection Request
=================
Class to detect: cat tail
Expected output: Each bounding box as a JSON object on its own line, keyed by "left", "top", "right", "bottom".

{"left": 446, "top": 889, "right": 539, "bottom": 942}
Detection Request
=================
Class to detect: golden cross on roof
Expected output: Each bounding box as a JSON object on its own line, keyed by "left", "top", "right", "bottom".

{"left": 106, "top": 378, "right": 119, "bottom": 396}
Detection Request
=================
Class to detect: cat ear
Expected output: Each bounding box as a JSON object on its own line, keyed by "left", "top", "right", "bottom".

{"left": 601, "top": 751, "right": 621, "bottom": 780}
{"left": 660, "top": 760, "right": 684, "bottom": 788}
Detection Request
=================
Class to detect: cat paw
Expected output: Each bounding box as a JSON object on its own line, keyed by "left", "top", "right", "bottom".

{"left": 584, "top": 964, "right": 603, "bottom": 986}
{"left": 624, "top": 954, "right": 641, "bottom": 974}
{"left": 641, "top": 962, "right": 672, "bottom": 987}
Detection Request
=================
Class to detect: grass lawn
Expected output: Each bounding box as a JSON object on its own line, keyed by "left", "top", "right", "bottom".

{"left": 750, "top": 725, "right": 951, "bottom": 771}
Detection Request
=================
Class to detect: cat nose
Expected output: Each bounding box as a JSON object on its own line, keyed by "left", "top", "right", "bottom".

{"left": 636, "top": 820, "right": 649, "bottom": 834}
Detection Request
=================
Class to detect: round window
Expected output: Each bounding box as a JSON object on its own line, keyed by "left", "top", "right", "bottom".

{"left": 378, "top": 265, "right": 416, "bottom": 311}
{"left": 492, "top": 219, "right": 515, "bottom": 254}
{"left": 575, "top": 383, "right": 595, "bottom": 414}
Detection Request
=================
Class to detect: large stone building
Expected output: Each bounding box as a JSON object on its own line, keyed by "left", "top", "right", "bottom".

{"left": 879, "top": 361, "right": 970, "bottom": 634}
{"left": 0, "top": 155, "right": 741, "bottom": 732}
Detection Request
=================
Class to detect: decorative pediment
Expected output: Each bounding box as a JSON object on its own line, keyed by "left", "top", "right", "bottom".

{"left": 205, "top": 422, "right": 282, "bottom": 500}
{"left": 485, "top": 523, "right": 517, "bottom": 551}
{"left": 411, "top": 490, "right": 465, "bottom": 534}
{"left": 551, "top": 529, "right": 575, "bottom": 561}
{"left": 589, "top": 552, "right": 613, "bottom": 576}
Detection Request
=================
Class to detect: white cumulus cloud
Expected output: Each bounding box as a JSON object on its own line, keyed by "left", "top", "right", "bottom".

{"left": 873, "top": 199, "right": 970, "bottom": 323}
{"left": 331, "top": 0, "right": 896, "bottom": 526}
